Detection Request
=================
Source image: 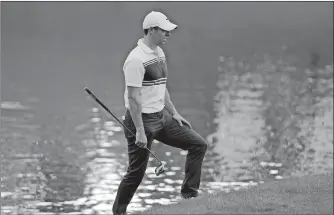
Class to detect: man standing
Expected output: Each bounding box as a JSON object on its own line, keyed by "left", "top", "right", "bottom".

{"left": 112, "top": 11, "right": 208, "bottom": 215}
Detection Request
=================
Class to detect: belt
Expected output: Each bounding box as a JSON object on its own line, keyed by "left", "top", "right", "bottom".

{"left": 125, "top": 108, "right": 164, "bottom": 117}
{"left": 142, "top": 109, "right": 164, "bottom": 117}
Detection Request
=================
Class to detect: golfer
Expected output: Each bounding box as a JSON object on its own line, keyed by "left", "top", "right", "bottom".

{"left": 112, "top": 11, "right": 208, "bottom": 215}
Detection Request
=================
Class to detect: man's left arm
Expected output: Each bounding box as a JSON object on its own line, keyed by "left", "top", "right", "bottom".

{"left": 165, "top": 88, "right": 192, "bottom": 128}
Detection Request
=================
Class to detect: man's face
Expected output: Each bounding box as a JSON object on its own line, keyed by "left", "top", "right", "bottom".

{"left": 151, "top": 27, "right": 171, "bottom": 45}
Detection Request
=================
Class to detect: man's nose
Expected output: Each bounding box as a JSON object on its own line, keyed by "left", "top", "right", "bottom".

{"left": 166, "top": 31, "right": 171, "bottom": 36}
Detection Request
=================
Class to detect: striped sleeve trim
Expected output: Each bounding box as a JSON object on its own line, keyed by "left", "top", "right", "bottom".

{"left": 142, "top": 77, "right": 167, "bottom": 86}
{"left": 143, "top": 57, "right": 166, "bottom": 67}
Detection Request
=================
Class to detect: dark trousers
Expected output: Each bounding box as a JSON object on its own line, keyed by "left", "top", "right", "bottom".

{"left": 112, "top": 108, "right": 208, "bottom": 214}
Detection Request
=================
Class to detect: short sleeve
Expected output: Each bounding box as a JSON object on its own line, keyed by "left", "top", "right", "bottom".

{"left": 123, "top": 58, "right": 145, "bottom": 87}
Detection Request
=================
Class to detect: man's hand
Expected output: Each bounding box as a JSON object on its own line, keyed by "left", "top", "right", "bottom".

{"left": 135, "top": 127, "right": 147, "bottom": 148}
{"left": 172, "top": 113, "right": 192, "bottom": 129}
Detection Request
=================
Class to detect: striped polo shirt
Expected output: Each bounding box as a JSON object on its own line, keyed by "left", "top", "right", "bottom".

{"left": 123, "top": 39, "right": 168, "bottom": 113}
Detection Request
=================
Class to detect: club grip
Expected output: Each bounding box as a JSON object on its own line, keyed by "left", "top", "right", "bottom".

{"left": 85, "top": 87, "right": 102, "bottom": 104}
{"left": 84, "top": 87, "right": 93, "bottom": 96}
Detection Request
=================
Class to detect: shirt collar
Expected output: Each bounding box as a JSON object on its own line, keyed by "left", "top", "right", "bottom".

{"left": 137, "top": 38, "right": 156, "bottom": 54}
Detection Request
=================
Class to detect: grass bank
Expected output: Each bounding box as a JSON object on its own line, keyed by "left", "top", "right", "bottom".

{"left": 137, "top": 173, "right": 333, "bottom": 214}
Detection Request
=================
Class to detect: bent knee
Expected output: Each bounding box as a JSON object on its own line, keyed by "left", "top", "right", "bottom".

{"left": 196, "top": 138, "right": 208, "bottom": 152}
{"left": 201, "top": 141, "right": 208, "bottom": 152}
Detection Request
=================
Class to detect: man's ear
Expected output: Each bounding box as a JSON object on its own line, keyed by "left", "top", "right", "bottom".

{"left": 148, "top": 27, "right": 158, "bottom": 34}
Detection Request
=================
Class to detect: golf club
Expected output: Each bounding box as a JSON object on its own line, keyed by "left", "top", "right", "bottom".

{"left": 84, "top": 87, "right": 165, "bottom": 176}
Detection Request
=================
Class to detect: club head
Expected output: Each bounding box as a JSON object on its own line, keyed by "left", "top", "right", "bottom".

{"left": 155, "top": 164, "right": 165, "bottom": 176}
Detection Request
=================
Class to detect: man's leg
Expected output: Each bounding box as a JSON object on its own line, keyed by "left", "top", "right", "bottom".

{"left": 112, "top": 112, "right": 154, "bottom": 214}
{"left": 156, "top": 109, "right": 208, "bottom": 198}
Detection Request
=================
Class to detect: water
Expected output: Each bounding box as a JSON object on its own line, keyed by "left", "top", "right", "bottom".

{"left": 2, "top": 2, "right": 333, "bottom": 214}
{"left": 0, "top": 57, "right": 268, "bottom": 214}
{"left": 1, "top": 98, "right": 254, "bottom": 215}
{"left": 3, "top": 61, "right": 332, "bottom": 214}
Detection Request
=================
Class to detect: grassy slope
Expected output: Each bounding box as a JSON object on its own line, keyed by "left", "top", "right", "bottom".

{"left": 137, "top": 173, "right": 333, "bottom": 214}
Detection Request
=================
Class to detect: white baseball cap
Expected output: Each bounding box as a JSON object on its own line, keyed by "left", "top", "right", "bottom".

{"left": 142, "top": 11, "right": 178, "bottom": 31}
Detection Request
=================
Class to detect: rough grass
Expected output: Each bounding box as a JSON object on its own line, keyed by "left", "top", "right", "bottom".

{"left": 136, "top": 172, "right": 333, "bottom": 214}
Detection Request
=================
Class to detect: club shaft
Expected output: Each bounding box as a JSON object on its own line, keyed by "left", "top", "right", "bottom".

{"left": 84, "top": 87, "right": 162, "bottom": 164}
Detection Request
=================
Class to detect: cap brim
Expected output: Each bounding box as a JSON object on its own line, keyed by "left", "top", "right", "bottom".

{"left": 160, "top": 21, "right": 178, "bottom": 31}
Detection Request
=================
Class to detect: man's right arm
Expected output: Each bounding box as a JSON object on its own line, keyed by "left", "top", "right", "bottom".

{"left": 127, "top": 86, "right": 145, "bottom": 134}
{"left": 123, "top": 58, "right": 147, "bottom": 147}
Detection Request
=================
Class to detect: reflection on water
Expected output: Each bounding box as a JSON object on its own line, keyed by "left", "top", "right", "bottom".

{"left": 1, "top": 60, "right": 332, "bottom": 214}
{"left": 1, "top": 101, "right": 259, "bottom": 215}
